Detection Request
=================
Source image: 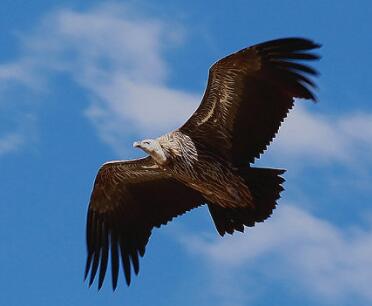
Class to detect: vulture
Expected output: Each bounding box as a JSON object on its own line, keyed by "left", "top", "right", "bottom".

{"left": 84, "top": 37, "right": 320, "bottom": 290}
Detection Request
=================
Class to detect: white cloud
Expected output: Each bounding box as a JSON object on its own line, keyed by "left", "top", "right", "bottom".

{"left": 4, "top": 3, "right": 199, "bottom": 154}
{"left": 178, "top": 204, "right": 372, "bottom": 304}
{"left": 0, "top": 132, "right": 24, "bottom": 155}
{"left": 0, "top": 62, "right": 31, "bottom": 84}
{"left": 0, "top": 3, "right": 199, "bottom": 155}
{"left": 0, "top": 59, "right": 44, "bottom": 95}
{"left": 268, "top": 105, "right": 372, "bottom": 165}
{"left": 340, "top": 112, "right": 372, "bottom": 145}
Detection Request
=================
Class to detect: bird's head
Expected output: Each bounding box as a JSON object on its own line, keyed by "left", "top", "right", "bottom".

{"left": 133, "top": 139, "right": 157, "bottom": 152}
{"left": 133, "top": 138, "right": 168, "bottom": 165}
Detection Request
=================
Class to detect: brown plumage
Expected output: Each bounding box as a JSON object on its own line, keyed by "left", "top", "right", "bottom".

{"left": 84, "top": 37, "right": 320, "bottom": 290}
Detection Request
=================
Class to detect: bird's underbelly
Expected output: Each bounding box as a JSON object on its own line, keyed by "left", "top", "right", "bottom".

{"left": 168, "top": 158, "right": 253, "bottom": 208}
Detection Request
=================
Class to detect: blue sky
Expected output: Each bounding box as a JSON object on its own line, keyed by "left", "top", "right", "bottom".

{"left": 1, "top": 1, "right": 372, "bottom": 306}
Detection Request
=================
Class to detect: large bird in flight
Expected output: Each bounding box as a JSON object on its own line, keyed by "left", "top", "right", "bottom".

{"left": 84, "top": 37, "right": 320, "bottom": 290}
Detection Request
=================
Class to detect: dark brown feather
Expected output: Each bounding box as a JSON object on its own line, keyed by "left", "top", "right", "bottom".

{"left": 84, "top": 157, "right": 204, "bottom": 289}
{"left": 208, "top": 167, "right": 286, "bottom": 236}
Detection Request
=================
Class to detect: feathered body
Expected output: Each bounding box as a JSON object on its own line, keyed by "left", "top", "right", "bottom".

{"left": 157, "top": 131, "right": 253, "bottom": 208}
{"left": 84, "top": 37, "right": 321, "bottom": 290}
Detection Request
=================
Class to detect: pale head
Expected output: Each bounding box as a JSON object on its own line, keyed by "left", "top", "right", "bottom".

{"left": 133, "top": 138, "right": 168, "bottom": 165}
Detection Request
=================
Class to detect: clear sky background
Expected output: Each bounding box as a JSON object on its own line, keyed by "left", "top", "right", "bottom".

{"left": 1, "top": 1, "right": 372, "bottom": 306}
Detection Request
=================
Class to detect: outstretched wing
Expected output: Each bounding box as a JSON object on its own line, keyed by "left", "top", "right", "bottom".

{"left": 181, "top": 38, "right": 320, "bottom": 165}
{"left": 84, "top": 157, "right": 204, "bottom": 290}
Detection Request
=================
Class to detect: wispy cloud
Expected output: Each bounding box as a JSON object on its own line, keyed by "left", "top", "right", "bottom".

{"left": 3, "top": 3, "right": 199, "bottom": 154}
{"left": 0, "top": 132, "right": 24, "bottom": 155}
{"left": 266, "top": 104, "right": 372, "bottom": 165}
{"left": 0, "top": 62, "right": 33, "bottom": 86}
{"left": 178, "top": 204, "right": 372, "bottom": 305}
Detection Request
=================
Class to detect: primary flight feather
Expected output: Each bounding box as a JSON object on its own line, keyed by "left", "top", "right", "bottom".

{"left": 84, "top": 37, "right": 321, "bottom": 290}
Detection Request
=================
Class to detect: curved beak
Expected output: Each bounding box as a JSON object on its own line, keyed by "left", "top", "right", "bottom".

{"left": 133, "top": 141, "right": 140, "bottom": 148}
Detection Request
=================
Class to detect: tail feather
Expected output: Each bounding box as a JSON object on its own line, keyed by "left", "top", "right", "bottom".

{"left": 208, "top": 167, "right": 285, "bottom": 236}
